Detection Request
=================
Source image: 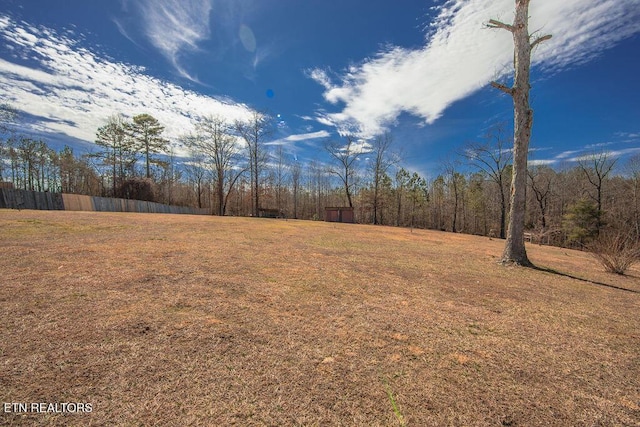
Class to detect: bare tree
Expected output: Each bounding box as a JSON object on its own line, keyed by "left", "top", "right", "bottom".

{"left": 187, "top": 115, "right": 245, "bottom": 216}
{"left": 368, "top": 132, "right": 398, "bottom": 224}
{"left": 488, "top": 0, "right": 551, "bottom": 266}
{"left": 184, "top": 150, "right": 209, "bottom": 209}
{"left": 528, "top": 165, "right": 555, "bottom": 230}
{"left": 463, "top": 125, "right": 512, "bottom": 239}
{"left": 160, "top": 143, "right": 181, "bottom": 205}
{"left": 578, "top": 151, "right": 616, "bottom": 233}
{"left": 273, "top": 145, "right": 289, "bottom": 213}
{"left": 290, "top": 158, "right": 302, "bottom": 219}
{"left": 236, "top": 111, "right": 272, "bottom": 216}
{"left": 325, "top": 136, "right": 364, "bottom": 208}
{"left": 443, "top": 160, "right": 465, "bottom": 233}
{"left": 625, "top": 154, "right": 640, "bottom": 236}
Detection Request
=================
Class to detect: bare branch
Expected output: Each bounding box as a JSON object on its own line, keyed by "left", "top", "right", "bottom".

{"left": 487, "top": 19, "right": 514, "bottom": 32}
{"left": 530, "top": 34, "right": 552, "bottom": 50}
{"left": 490, "top": 81, "right": 514, "bottom": 96}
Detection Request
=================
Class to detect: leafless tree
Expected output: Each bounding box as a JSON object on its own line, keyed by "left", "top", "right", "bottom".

{"left": 528, "top": 165, "right": 555, "bottom": 230}
{"left": 443, "top": 160, "right": 465, "bottom": 233}
{"left": 184, "top": 150, "right": 209, "bottom": 209}
{"left": 625, "top": 154, "right": 640, "bottom": 236}
{"left": 578, "top": 151, "right": 616, "bottom": 233}
{"left": 236, "top": 111, "right": 272, "bottom": 216}
{"left": 368, "top": 132, "right": 398, "bottom": 224}
{"left": 487, "top": 0, "right": 551, "bottom": 266}
{"left": 290, "top": 158, "right": 302, "bottom": 219}
{"left": 325, "top": 136, "right": 364, "bottom": 208}
{"left": 463, "top": 125, "right": 512, "bottom": 239}
{"left": 187, "top": 115, "right": 245, "bottom": 216}
{"left": 273, "top": 145, "right": 289, "bottom": 213}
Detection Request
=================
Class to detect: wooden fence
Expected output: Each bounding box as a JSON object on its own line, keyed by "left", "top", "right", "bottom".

{"left": 0, "top": 189, "right": 209, "bottom": 216}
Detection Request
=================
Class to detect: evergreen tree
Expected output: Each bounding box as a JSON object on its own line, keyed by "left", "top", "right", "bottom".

{"left": 130, "top": 114, "right": 168, "bottom": 179}
{"left": 94, "top": 114, "right": 135, "bottom": 196}
{"left": 563, "top": 199, "right": 602, "bottom": 246}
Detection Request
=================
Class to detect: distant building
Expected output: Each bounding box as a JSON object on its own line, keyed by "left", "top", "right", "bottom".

{"left": 0, "top": 182, "right": 14, "bottom": 189}
{"left": 324, "top": 207, "right": 354, "bottom": 223}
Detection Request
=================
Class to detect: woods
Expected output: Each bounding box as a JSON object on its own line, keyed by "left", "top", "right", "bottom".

{"left": 1, "top": 104, "right": 638, "bottom": 258}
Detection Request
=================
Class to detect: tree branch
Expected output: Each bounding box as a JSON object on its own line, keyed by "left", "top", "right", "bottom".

{"left": 487, "top": 19, "right": 514, "bottom": 32}
{"left": 530, "top": 34, "right": 552, "bottom": 49}
{"left": 490, "top": 81, "right": 514, "bottom": 96}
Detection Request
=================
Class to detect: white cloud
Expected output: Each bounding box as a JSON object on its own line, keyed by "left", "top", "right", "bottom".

{"left": 554, "top": 150, "right": 581, "bottom": 160}
{"left": 309, "top": 0, "right": 640, "bottom": 137}
{"left": 348, "top": 139, "right": 373, "bottom": 155}
{"left": 266, "top": 130, "right": 330, "bottom": 146}
{"left": 584, "top": 141, "right": 615, "bottom": 149}
{"left": 283, "top": 130, "right": 330, "bottom": 142}
{"left": 615, "top": 131, "right": 640, "bottom": 143}
{"left": 0, "top": 16, "right": 253, "bottom": 155}
{"left": 528, "top": 159, "right": 556, "bottom": 166}
{"left": 120, "top": 0, "right": 214, "bottom": 81}
{"left": 565, "top": 147, "right": 640, "bottom": 163}
{"left": 306, "top": 69, "right": 333, "bottom": 91}
{"left": 529, "top": 137, "right": 640, "bottom": 165}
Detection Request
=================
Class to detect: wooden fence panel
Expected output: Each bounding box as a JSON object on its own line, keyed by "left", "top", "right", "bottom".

{"left": 1, "top": 189, "right": 209, "bottom": 216}
{"left": 0, "top": 189, "right": 64, "bottom": 210}
{"left": 62, "top": 194, "right": 95, "bottom": 211}
{"left": 0, "top": 189, "right": 18, "bottom": 209}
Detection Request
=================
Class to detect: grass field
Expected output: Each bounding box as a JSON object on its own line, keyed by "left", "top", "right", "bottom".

{"left": 1, "top": 209, "right": 639, "bottom": 426}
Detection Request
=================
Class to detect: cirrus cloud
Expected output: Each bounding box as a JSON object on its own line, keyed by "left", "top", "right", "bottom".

{"left": 309, "top": 0, "right": 640, "bottom": 138}
{"left": 118, "top": 0, "right": 214, "bottom": 82}
{"left": 0, "top": 15, "right": 253, "bottom": 153}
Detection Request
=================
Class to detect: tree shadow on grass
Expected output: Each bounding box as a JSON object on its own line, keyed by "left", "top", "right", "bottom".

{"left": 532, "top": 265, "right": 640, "bottom": 294}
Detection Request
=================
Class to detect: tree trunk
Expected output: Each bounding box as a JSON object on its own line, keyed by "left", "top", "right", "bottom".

{"left": 345, "top": 182, "right": 353, "bottom": 208}
{"left": 489, "top": 0, "right": 550, "bottom": 266}
{"left": 396, "top": 188, "right": 402, "bottom": 227}
{"left": 253, "top": 156, "right": 259, "bottom": 216}
{"left": 217, "top": 170, "right": 225, "bottom": 216}
{"left": 501, "top": 2, "right": 533, "bottom": 265}
{"left": 373, "top": 180, "right": 379, "bottom": 224}
{"left": 452, "top": 181, "right": 458, "bottom": 233}
{"left": 539, "top": 198, "right": 546, "bottom": 229}
{"left": 502, "top": 103, "right": 532, "bottom": 265}
{"left": 145, "top": 143, "right": 151, "bottom": 179}
{"left": 499, "top": 182, "right": 507, "bottom": 239}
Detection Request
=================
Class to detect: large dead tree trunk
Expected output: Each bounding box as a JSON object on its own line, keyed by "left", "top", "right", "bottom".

{"left": 488, "top": 0, "right": 551, "bottom": 266}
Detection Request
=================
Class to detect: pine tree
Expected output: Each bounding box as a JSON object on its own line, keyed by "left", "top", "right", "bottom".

{"left": 130, "top": 114, "right": 168, "bottom": 179}
{"left": 95, "top": 114, "right": 135, "bottom": 196}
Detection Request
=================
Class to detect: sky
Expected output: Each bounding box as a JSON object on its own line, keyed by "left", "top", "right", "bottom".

{"left": 0, "top": 0, "right": 639, "bottom": 178}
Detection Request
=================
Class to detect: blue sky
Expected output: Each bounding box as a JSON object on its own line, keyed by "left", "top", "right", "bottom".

{"left": 0, "top": 0, "right": 639, "bottom": 178}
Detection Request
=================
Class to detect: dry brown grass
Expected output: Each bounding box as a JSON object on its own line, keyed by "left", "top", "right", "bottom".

{"left": 1, "top": 209, "right": 639, "bottom": 426}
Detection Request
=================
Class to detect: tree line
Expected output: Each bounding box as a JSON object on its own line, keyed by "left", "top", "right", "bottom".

{"left": 1, "top": 103, "right": 637, "bottom": 252}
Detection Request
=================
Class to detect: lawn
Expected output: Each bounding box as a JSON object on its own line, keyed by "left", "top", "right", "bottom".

{"left": 1, "top": 209, "right": 639, "bottom": 426}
